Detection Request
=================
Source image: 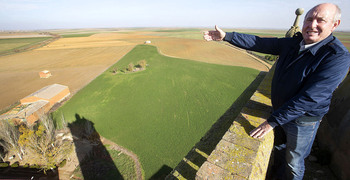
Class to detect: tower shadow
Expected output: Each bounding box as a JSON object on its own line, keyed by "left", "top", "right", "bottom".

{"left": 68, "top": 114, "right": 123, "bottom": 180}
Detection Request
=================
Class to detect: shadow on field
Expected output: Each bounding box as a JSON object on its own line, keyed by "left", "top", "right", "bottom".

{"left": 150, "top": 164, "right": 173, "bottom": 180}
{"left": 68, "top": 114, "right": 123, "bottom": 180}
{"left": 166, "top": 71, "right": 268, "bottom": 179}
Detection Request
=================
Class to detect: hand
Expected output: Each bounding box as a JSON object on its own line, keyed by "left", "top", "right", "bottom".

{"left": 203, "top": 25, "right": 226, "bottom": 41}
{"left": 249, "top": 121, "right": 273, "bottom": 139}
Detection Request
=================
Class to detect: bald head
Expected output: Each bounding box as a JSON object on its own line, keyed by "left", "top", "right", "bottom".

{"left": 302, "top": 3, "right": 341, "bottom": 44}
{"left": 306, "top": 3, "right": 341, "bottom": 23}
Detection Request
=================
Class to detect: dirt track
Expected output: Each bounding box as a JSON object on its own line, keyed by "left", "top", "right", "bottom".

{"left": 0, "top": 31, "right": 270, "bottom": 111}
{"left": 101, "top": 137, "right": 143, "bottom": 180}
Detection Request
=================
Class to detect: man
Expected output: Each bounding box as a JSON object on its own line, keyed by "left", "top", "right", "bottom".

{"left": 204, "top": 3, "right": 350, "bottom": 180}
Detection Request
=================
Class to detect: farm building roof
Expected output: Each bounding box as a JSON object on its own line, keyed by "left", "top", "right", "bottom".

{"left": 24, "top": 100, "right": 49, "bottom": 117}
{"left": 24, "top": 84, "right": 68, "bottom": 100}
{"left": 0, "top": 100, "right": 49, "bottom": 121}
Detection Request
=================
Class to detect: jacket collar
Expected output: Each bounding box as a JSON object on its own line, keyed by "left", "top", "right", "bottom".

{"left": 303, "top": 33, "right": 335, "bottom": 56}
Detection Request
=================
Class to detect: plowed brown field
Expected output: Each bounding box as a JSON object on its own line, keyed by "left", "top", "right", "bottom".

{"left": 0, "top": 30, "right": 270, "bottom": 111}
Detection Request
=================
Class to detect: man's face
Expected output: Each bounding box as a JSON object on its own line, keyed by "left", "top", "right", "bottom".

{"left": 302, "top": 4, "right": 339, "bottom": 44}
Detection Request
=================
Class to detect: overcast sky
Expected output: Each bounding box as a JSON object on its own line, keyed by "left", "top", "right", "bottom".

{"left": 1, "top": 0, "right": 349, "bottom": 31}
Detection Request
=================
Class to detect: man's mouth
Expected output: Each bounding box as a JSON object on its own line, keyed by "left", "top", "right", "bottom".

{"left": 307, "top": 31, "right": 319, "bottom": 35}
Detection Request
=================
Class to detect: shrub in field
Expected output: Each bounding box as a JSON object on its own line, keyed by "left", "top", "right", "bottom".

{"left": 138, "top": 60, "right": 147, "bottom": 69}
{"left": 112, "top": 67, "right": 118, "bottom": 74}
{"left": 127, "top": 63, "right": 134, "bottom": 72}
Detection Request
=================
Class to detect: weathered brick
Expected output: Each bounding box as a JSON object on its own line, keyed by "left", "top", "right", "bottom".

{"left": 241, "top": 107, "right": 270, "bottom": 124}
{"left": 196, "top": 161, "right": 247, "bottom": 180}
{"left": 223, "top": 124, "right": 260, "bottom": 151}
{"left": 208, "top": 140, "right": 256, "bottom": 178}
{"left": 234, "top": 114, "right": 261, "bottom": 129}
{"left": 245, "top": 99, "right": 272, "bottom": 113}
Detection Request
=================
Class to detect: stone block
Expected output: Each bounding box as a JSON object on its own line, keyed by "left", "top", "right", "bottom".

{"left": 196, "top": 162, "right": 246, "bottom": 180}
{"left": 250, "top": 92, "right": 272, "bottom": 107}
{"left": 207, "top": 140, "right": 255, "bottom": 178}
{"left": 245, "top": 100, "right": 272, "bottom": 113}
{"left": 223, "top": 123, "right": 260, "bottom": 151}
{"left": 241, "top": 107, "right": 270, "bottom": 124}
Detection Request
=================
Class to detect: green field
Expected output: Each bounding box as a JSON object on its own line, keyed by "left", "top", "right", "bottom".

{"left": 60, "top": 33, "right": 97, "bottom": 38}
{"left": 52, "top": 44, "right": 260, "bottom": 178}
{"left": 72, "top": 145, "right": 137, "bottom": 179}
{"left": 0, "top": 37, "right": 51, "bottom": 54}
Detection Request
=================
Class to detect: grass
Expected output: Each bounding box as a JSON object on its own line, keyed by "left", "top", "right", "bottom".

{"left": 71, "top": 145, "right": 137, "bottom": 179}
{"left": 53, "top": 44, "right": 261, "bottom": 179}
{"left": 108, "top": 146, "right": 138, "bottom": 179}
{"left": 0, "top": 37, "right": 51, "bottom": 54}
{"left": 60, "top": 33, "right": 97, "bottom": 38}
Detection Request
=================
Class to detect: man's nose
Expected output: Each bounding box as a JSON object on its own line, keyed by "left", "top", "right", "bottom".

{"left": 310, "top": 19, "right": 318, "bottom": 28}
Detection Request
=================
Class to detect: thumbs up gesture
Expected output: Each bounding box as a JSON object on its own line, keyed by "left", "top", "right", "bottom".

{"left": 203, "top": 25, "right": 226, "bottom": 41}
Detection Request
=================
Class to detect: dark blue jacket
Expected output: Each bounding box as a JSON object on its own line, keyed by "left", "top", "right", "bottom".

{"left": 224, "top": 32, "right": 350, "bottom": 126}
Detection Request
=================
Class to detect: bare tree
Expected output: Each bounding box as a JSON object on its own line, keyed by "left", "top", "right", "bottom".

{"left": 0, "top": 120, "right": 23, "bottom": 160}
{"left": 1, "top": 114, "right": 72, "bottom": 172}
{"left": 24, "top": 115, "right": 72, "bottom": 172}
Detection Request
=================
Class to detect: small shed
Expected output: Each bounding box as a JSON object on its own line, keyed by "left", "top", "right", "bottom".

{"left": 144, "top": 40, "right": 151, "bottom": 44}
{"left": 39, "top": 70, "right": 52, "bottom": 78}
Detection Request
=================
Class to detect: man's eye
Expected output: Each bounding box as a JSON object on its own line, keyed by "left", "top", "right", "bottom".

{"left": 317, "top": 19, "right": 326, "bottom": 23}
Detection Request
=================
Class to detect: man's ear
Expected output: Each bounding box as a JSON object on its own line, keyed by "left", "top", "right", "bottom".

{"left": 332, "top": 20, "right": 340, "bottom": 32}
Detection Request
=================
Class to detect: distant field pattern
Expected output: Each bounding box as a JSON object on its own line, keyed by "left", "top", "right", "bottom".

{"left": 0, "top": 37, "right": 51, "bottom": 54}
{"left": 0, "top": 29, "right": 271, "bottom": 110}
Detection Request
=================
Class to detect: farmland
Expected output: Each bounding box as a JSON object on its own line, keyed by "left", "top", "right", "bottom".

{"left": 0, "top": 28, "right": 269, "bottom": 178}
{"left": 52, "top": 44, "right": 261, "bottom": 179}
{"left": 0, "top": 29, "right": 269, "bottom": 111}
{"left": 0, "top": 37, "right": 51, "bottom": 54}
